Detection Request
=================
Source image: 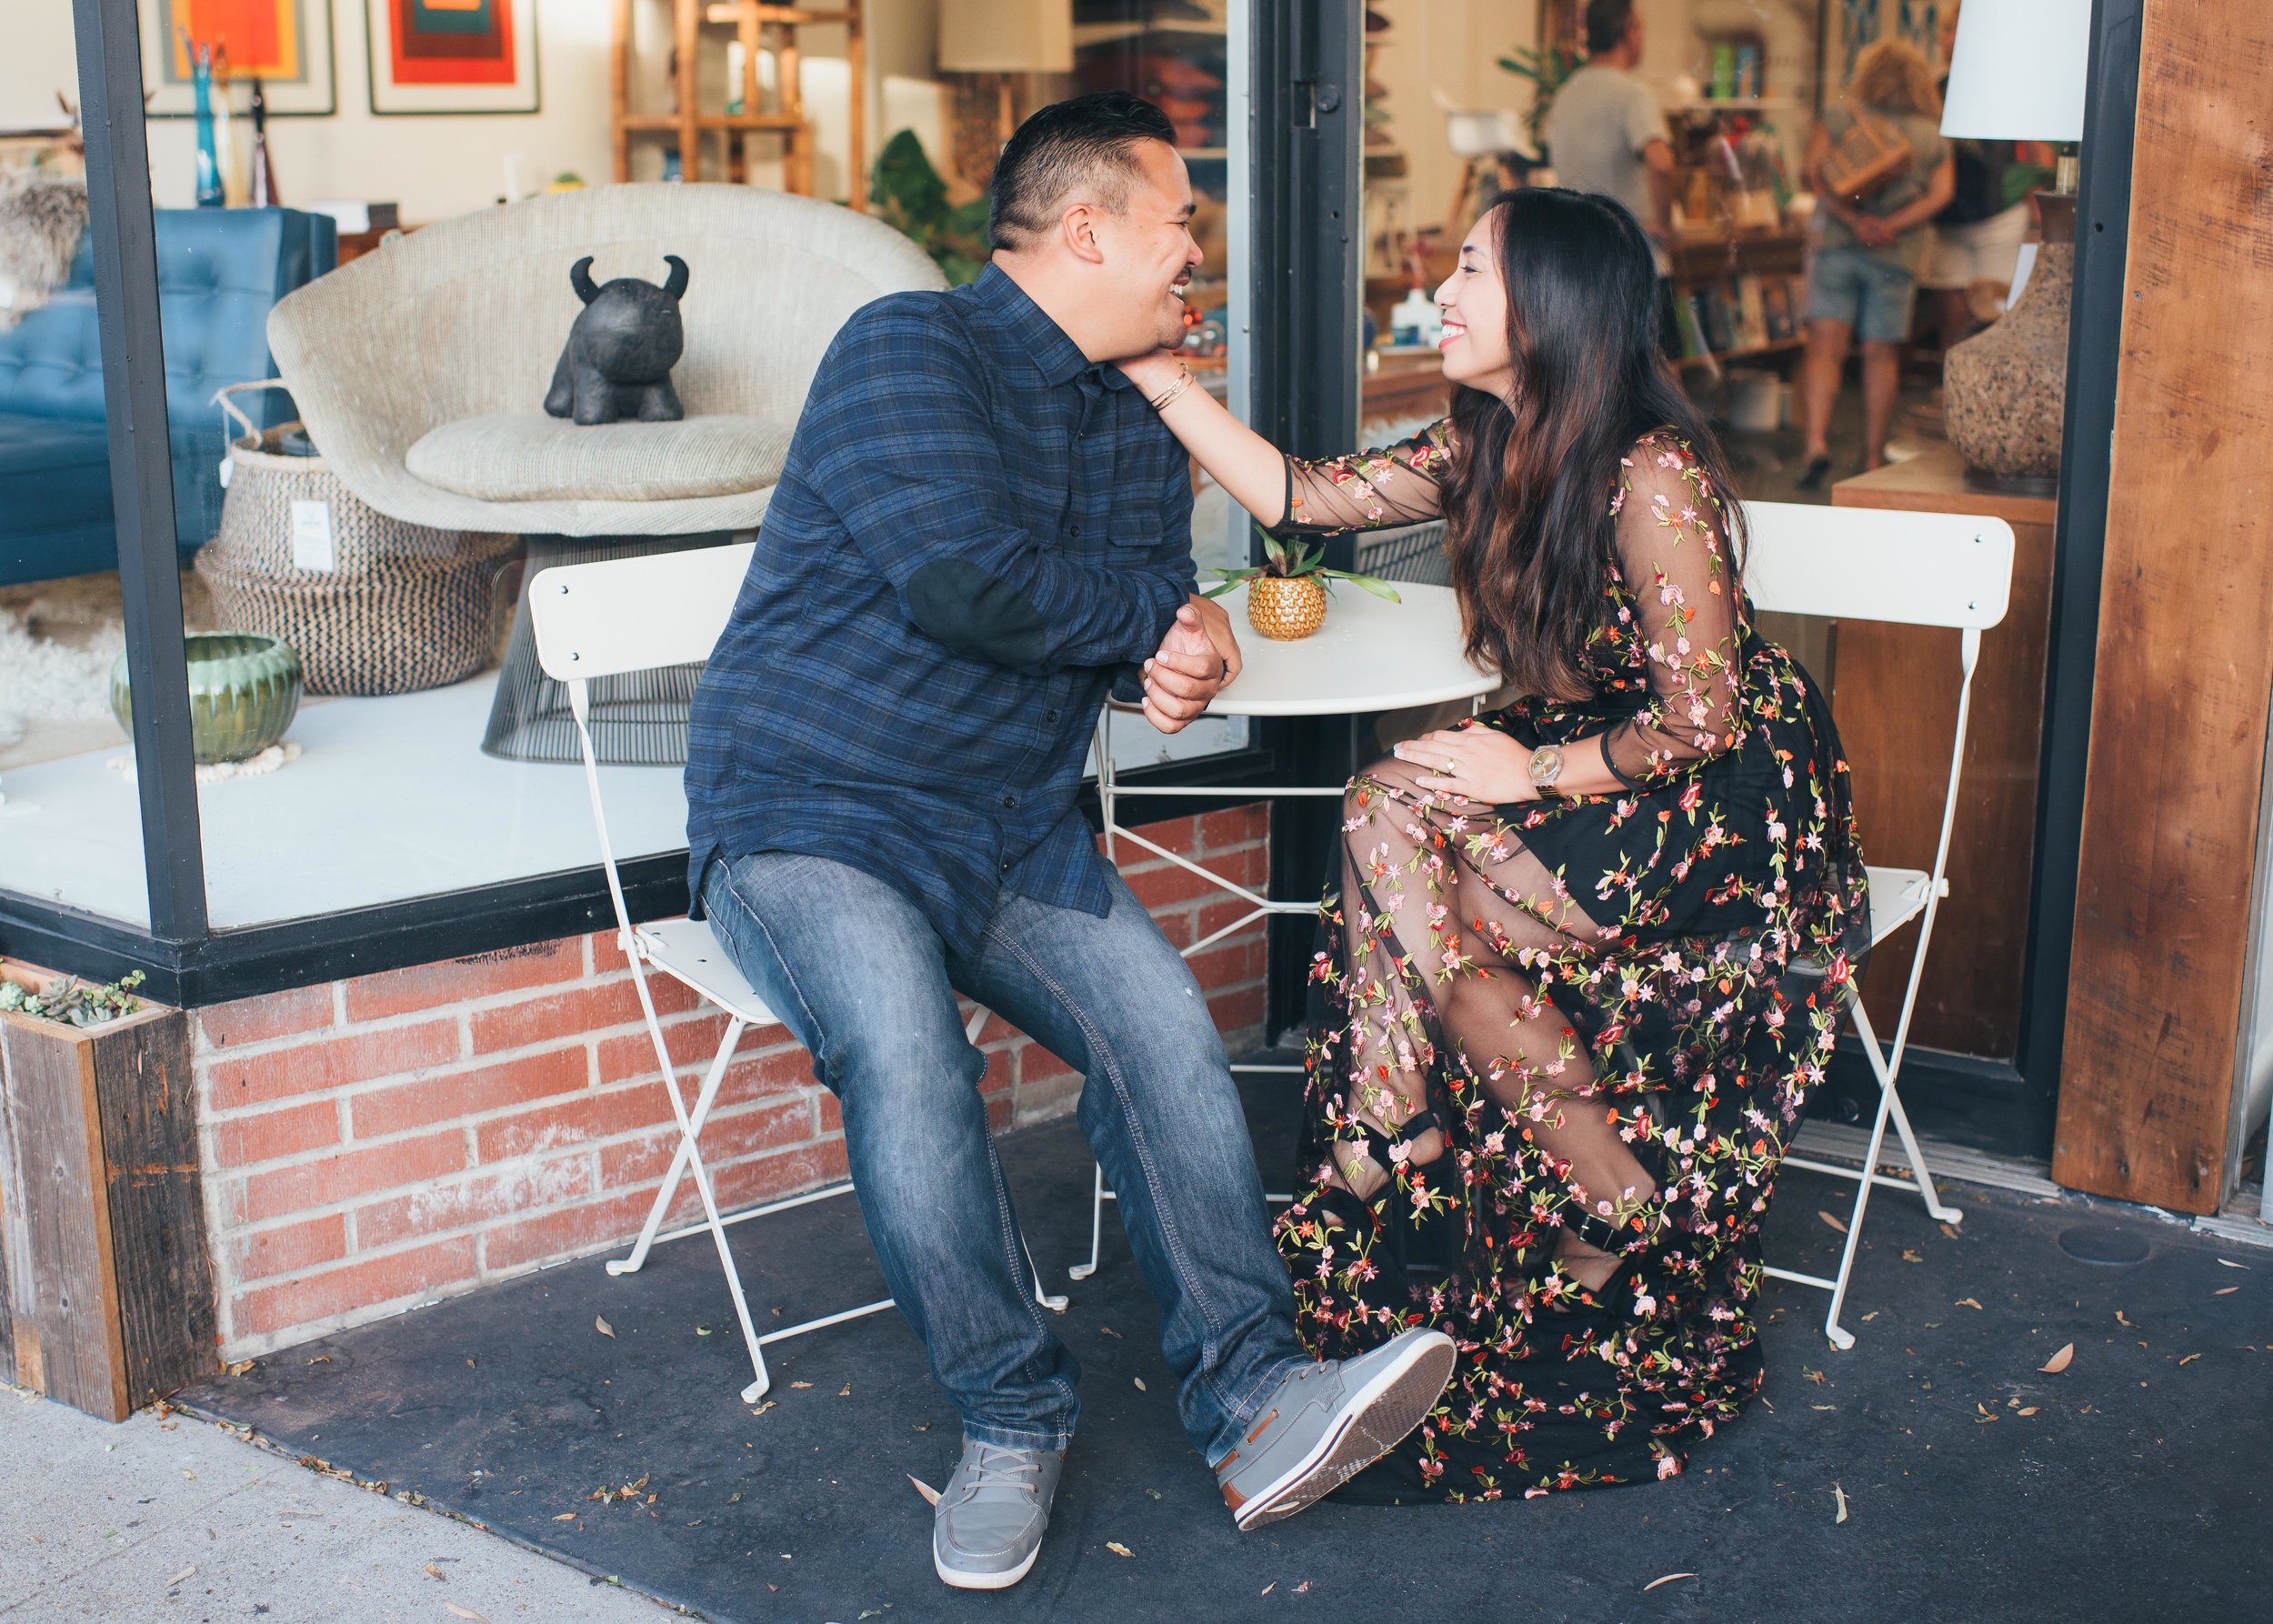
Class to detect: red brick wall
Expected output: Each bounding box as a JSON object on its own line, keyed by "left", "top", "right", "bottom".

{"left": 191, "top": 808, "right": 1270, "bottom": 1361}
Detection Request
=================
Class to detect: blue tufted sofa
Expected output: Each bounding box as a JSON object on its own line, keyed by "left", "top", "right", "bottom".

{"left": 0, "top": 206, "right": 336, "bottom": 587}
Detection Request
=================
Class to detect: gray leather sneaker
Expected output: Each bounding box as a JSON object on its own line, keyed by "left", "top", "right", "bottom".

{"left": 1216, "top": 1327, "right": 1456, "bottom": 1530}
{"left": 931, "top": 1438, "right": 1064, "bottom": 1590}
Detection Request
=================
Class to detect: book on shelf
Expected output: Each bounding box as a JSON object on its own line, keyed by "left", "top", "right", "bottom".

{"left": 1734, "top": 276, "right": 1770, "bottom": 350}
{"left": 1695, "top": 286, "right": 1736, "bottom": 354}
{"left": 1673, "top": 294, "right": 1712, "bottom": 361}
{"left": 1760, "top": 278, "right": 1795, "bottom": 342}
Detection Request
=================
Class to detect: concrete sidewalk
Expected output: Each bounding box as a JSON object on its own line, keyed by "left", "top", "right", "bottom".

{"left": 0, "top": 1384, "right": 673, "bottom": 1623}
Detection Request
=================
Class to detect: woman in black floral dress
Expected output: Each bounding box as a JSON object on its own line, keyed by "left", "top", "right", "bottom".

{"left": 1120, "top": 188, "right": 1869, "bottom": 1500}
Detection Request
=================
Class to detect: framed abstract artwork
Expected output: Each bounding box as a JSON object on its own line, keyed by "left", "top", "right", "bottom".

{"left": 365, "top": 0, "right": 541, "bottom": 115}
{"left": 139, "top": 0, "right": 337, "bottom": 116}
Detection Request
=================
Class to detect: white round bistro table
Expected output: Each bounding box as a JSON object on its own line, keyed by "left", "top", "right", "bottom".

{"left": 1070, "top": 580, "right": 1498, "bottom": 1279}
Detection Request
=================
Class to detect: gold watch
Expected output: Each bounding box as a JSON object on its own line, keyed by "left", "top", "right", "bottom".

{"left": 1527, "top": 743, "right": 1565, "bottom": 795}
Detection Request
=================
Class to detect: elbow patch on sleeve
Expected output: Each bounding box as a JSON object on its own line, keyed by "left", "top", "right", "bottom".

{"left": 906, "top": 557, "right": 1048, "bottom": 666}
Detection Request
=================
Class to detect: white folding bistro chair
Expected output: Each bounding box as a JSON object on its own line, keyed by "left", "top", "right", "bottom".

{"left": 1740, "top": 498, "right": 2015, "bottom": 1349}
{"left": 527, "top": 542, "right": 1063, "bottom": 1405}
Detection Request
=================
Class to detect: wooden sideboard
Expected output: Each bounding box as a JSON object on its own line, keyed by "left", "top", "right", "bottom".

{"left": 1831, "top": 448, "right": 2057, "bottom": 1060}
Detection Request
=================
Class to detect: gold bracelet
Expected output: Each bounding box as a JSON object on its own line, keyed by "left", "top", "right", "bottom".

{"left": 1147, "top": 364, "right": 1194, "bottom": 413}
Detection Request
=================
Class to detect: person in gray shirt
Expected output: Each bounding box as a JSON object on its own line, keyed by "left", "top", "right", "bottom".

{"left": 1546, "top": 0, "right": 1675, "bottom": 257}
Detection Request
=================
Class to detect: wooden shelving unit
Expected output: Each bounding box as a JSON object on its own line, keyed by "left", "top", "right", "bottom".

{"left": 610, "top": 0, "right": 866, "bottom": 207}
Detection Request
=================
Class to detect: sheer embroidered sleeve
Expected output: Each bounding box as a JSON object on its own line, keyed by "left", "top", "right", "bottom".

{"left": 1276, "top": 418, "right": 1455, "bottom": 533}
{"left": 1600, "top": 436, "right": 1745, "bottom": 790}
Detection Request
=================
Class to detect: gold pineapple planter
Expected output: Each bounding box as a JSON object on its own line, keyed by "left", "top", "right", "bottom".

{"left": 1206, "top": 526, "right": 1400, "bottom": 644}
{"left": 1247, "top": 575, "right": 1329, "bottom": 640}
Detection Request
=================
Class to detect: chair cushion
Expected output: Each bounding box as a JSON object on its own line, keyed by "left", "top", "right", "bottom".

{"left": 406, "top": 412, "right": 792, "bottom": 504}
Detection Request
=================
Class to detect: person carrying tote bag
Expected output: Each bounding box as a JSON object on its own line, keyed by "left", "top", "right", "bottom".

{"left": 1795, "top": 38, "right": 1957, "bottom": 488}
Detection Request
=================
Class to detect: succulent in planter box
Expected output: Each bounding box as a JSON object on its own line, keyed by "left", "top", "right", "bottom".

{"left": 0, "top": 968, "right": 145, "bottom": 1028}
{"left": 1204, "top": 525, "right": 1401, "bottom": 640}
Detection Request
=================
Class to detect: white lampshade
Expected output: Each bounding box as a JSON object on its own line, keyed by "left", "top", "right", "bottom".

{"left": 938, "top": 0, "right": 1074, "bottom": 75}
{"left": 1941, "top": 0, "right": 2090, "bottom": 141}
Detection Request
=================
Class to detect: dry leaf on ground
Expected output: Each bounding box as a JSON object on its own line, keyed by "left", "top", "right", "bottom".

{"left": 1817, "top": 1210, "right": 1848, "bottom": 1233}
{"left": 225, "top": 1361, "right": 254, "bottom": 1377}
{"left": 838, "top": 1383, "right": 853, "bottom": 1398}
{"left": 1957, "top": 1298, "right": 1983, "bottom": 1310}
{"left": 163, "top": 1567, "right": 196, "bottom": 1588}
{"left": 424, "top": 1564, "right": 446, "bottom": 1581}
{"left": 445, "top": 1607, "right": 490, "bottom": 1623}
{"left": 553, "top": 1513, "right": 577, "bottom": 1521}
{"left": 1900, "top": 1249, "right": 1923, "bottom": 1263}
{"left": 2178, "top": 1354, "right": 2200, "bottom": 1366}
{"left": 1643, "top": 1573, "right": 1697, "bottom": 1592}
{"left": 1295, "top": 1582, "right": 1312, "bottom": 1594}
{"left": 2217, "top": 1287, "right": 2240, "bottom": 1296}
{"left": 2017, "top": 1407, "right": 2039, "bottom": 1416}
{"left": 1134, "top": 1378, "right": 1147, "bottom": 1391}
{"left": 596, "top": 1317, "right": 616, "bottom": 1338}
{"left": 791, "top": 1381, "right": 813, "bottom": 1388}
{"left": 2040, "top": 1343, "right": 2075, "bottom": 1374}
{"left": 2217, "top": 1258, "right": 2248, "bottom": 1269}
{"left": 1832, "top": 1484, "right": 1849, "bottom": 1524}
{"left": 1938, "top": 1222, "right": 1960, "bottom": 1240}
{"left": 1106, "top": 1541, "right": 1135, "bottom": 1558}
{"left": 908, "top": 1475, "right": 941, "bottom": 1507}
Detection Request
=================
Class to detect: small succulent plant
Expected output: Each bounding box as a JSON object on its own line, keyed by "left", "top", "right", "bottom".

{"left": 1204, "top": 526, "right": 1401, "bottom": 640}
{"left": 0, "top": 968, "right": 146, "bottom": 1028}
{"left": 1203, "top": 526, "right": 1403, "bottom": 602}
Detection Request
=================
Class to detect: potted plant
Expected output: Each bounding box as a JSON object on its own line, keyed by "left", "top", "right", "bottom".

{"left": 1204, "top": 526, "right": 1401, "bottom": 641}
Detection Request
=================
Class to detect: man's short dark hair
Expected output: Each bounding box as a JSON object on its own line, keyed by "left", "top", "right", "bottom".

{"left": 987, "top": 91, "right": 1177, "bottom": 252}
{"left": 1584, "top": 0, "right": 1637, "bottom": 55}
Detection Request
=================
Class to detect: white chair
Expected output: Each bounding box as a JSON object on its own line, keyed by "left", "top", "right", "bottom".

{"left": 526, "top": 541, "right": 1063, "bottom": 1404}
{"left": 1742, "top": 498, "right": 2016, "bottom": 1349}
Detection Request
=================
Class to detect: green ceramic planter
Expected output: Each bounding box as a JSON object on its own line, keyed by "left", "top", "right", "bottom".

{"left": 111, "top": 634, "right": 304, "bottom": 766}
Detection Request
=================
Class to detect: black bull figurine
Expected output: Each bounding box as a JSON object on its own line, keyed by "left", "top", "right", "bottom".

{"left": 544, "top": 255, "right": 689, "bottom": 425}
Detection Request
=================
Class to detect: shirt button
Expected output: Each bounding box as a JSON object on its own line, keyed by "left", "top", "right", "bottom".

{"left": 1044, "top": 708, "right": 1060, "bottom": 723}
{"left": 1000, "top": 859, "right": 1013, "bottom": 873}
{"left": 1069, "top": 523, "right": 1082, "bottom": 536}
{"left": 1002, "top": 793, "right": 1019, "bottom": 808}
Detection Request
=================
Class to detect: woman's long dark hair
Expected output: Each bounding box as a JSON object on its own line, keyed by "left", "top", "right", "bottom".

{"left": 1442, "top": 187, "right": 1747, "bottom": 699}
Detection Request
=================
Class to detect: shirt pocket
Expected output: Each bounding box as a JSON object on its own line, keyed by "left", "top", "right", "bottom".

{"left": 1104, "top": 506, "right": 1167, "bottom": 551}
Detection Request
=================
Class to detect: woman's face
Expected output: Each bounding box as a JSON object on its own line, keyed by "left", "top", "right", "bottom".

{"left": 1435, "top": 213, "right": 1516, "bottom": 397}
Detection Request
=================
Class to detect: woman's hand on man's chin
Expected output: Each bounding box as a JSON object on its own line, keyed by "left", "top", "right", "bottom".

{"left": 1116, "top": 349, "right": 1186, "bottom": 399}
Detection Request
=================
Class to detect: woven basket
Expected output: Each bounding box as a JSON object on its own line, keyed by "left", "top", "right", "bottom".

{"left": 1820, "top": 101, "right": 1913, "bottom": 202}
{"left": 200, "top": 380, "right": 518, "bottom": 696}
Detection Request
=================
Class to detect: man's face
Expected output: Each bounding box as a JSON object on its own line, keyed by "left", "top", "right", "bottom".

{"left": 1089, "top": 139, "right": 1202, "bottom": 356}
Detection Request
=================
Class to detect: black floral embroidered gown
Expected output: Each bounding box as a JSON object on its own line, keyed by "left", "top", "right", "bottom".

{"left": 1272, "top": 426, "right": 1871, "bottom": 1501}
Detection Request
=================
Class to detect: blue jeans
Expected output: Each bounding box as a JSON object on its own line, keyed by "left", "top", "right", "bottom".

{"left": 699, "top": 849, "right": 1308, "bottom": 1463}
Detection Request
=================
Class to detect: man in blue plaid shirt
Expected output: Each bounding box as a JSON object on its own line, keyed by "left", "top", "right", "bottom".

{"left": 686, "top": 94, "right": 1451, "bottom": 1591}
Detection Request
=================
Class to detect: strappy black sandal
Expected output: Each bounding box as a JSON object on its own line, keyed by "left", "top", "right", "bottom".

{"left": 1322, "top": 1111, "right": 1460, "bottom": 1278}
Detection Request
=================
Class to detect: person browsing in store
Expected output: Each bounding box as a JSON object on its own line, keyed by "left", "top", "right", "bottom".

{"left": 1795, "top": 38, "right": 1957, "bottom": 487}
{"left": 1547, "top": 0, "right": 1677, "bottom": 336}
{"left": 680, "top": 91, "right": 1455, "bottom": 1594}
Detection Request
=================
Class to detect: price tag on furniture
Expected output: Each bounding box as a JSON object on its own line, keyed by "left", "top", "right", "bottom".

{"left": 289, "top": 499, "right": 335, "bottom": 572}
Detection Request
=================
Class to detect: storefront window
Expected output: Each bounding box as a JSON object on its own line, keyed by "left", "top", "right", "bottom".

{"left": 2, "top": 0, "right": 1261, "bottom": 949}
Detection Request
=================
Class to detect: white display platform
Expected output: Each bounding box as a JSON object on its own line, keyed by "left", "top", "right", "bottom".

{"left": 0, "top": 671, "right": 1250, "bottom": 932}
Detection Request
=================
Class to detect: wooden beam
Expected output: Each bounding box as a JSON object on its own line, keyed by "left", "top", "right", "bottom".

{"left": 2053, "top": 0, "right": 2273, "bottom": 1213}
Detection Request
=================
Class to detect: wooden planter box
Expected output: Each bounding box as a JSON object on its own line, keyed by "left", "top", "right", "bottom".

{"left": 0, "top": 959, "right": 215, "bottom": 1419}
